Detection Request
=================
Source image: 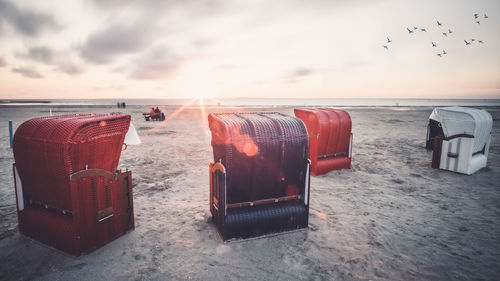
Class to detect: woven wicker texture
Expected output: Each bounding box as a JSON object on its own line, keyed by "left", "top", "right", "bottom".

{"left": 13, "top": 114, "right": 131, "bottom": 211}
{"left": 208, "top": 112, "right": 309, "bottom": 204}
{"left": 294, "top": 108, "right": 352, "bottom": 175}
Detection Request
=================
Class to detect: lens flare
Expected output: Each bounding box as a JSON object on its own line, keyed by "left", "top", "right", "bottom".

{"left": 233, "top": 135, "right": 259, "bottom": 157}
{"left": 198, "top": 98, "right": 210, "bottom": 143}
{"left": 146, "top": 98, "right": 197, "bottom": 136}
{"left": 315, "top": 211, "right": 327, "bottom": 220}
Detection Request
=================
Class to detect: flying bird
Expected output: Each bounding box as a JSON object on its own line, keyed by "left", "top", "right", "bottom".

{"left": 421, "top": 28, "right": 427, "bottom": 32}
{"left": 471, "top": 38, "right": 476, "bottom": 42}
{"left": 431, "top": 42, "right": 437, "bottom": 47}
{"left": 437, "top": 53, "right": 442, "bottom": 57}
{"left": 442, "top": 50, "right": 447, "bottom": 55}
{"left": 407, "top": 28, "right": 414, "bottom": 33}
{"left": 464, "top": 40, "right": 471, "bottom": 45}
{"left": 478, "top": 40, "right": 484, "bottom": 44}
{"left": 387, "top": 37, "right": 392, "bottom": 43}
{"left": 476, "top": 20, "right": 481, "bottom": 24}
{"left": 414, "top": 27, "right": 418, "bottom": 30}
{"left": 448, "top": 29, "right": 453, "bottom": 34}
{"left": 484, "top": 14, "right": 488, "bottom": 19}
{"left": 442, "top": 32, "right": 448, "bottom": 36}
{"left": 437, "top": 20, "right": 442, "bottom": 26}
{"left": 383, "top": 45, "right": 389, "bottom": 50}
{"left": 474, "top": 13, "right": 479, "bottom": 19}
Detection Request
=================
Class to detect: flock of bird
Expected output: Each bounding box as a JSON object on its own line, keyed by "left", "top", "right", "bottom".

{"left": 382, "top": 13, "right": 489, "bottom": 58}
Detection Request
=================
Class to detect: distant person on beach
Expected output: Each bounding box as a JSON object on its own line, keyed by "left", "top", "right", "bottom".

{"left": 150, "top": 107, "right": 155, "bottom": 116}
{"left": 155, "top": 106, "right": 163, "bottom": 121}
{"left": 154, "top": 106, "right": 165, "bottom": 121}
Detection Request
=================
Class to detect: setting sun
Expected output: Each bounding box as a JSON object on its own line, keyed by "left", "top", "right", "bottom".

{"left": 174, "top": 60, "right": 218, "bottom": 99}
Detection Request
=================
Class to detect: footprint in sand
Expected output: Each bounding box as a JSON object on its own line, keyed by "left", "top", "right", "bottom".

{"left": 134, "top": 254, "right": 146, "bottom": 260}
{"left": 391, "top": 178, "right": 404, "bottom": 184}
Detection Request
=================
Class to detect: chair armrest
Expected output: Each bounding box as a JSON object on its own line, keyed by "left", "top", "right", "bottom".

{"left": 69, "top": 168, "right": 116, "bottom": 181}
{"left": 443, "top": 134, "right": 474, "bottom": 141}
{"left": 210, "top": 161, "right": 227, "bottom": 216}
{"left": 304, "top": 159, "right": 311, "bottom": 207}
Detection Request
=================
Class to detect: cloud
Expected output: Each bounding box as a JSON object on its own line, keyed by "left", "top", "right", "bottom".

{"left": 284, "top": 67, "right": 315, "bottom": 83}
{"left": 0, "top": 56, "right": 6, "bottom": 67}
{"left": 22, "top": 46, "right": 54, "bottom": 63}
{"left": 80, "top": 22, "right": 154, "bottom": 64}
{"left": 79, "top": 1, "right": 230, "bottom": 66}
{"left": 0, "top": 0, "right": 59, "bottom": 37}
{"left": 56, "top": 63, "right": 84, "bottom": 75}
{"left": 12, "top": 66, "right": 44, "bottom": 78}
{"left": 130, "top": 47, "right": 184, "bottom": 80}
{"left": 290, "top": 67, "right": 313, "bottom": 77}
{"left": 17, "top": 46, "right": 84, "bottom": 75}
{"left": 90, "top": 0, "right": 131, "bottom": 8}
{"left": 193, "top": 39, "right": 211, "bottom": 48}
{"left": 91, "top": 0, "right": 224, "bottom": 16}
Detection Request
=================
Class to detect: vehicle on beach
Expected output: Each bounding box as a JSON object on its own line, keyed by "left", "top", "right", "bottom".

{"left": 143, "top": 112, "right": 165, "bottom": 121}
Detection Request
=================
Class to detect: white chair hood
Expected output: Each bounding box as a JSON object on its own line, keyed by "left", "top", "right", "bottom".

{"left": 429, "top": 106, "right": 492, "bottom": 153}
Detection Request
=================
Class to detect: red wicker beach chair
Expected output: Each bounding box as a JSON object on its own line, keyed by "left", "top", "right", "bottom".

{"left": 12, "top": 114, "right": 135, "bottom": 256}
{"left": 208, "top": 112, "right": 311, "bottom": 240}
{"left": 294, "top": 108, "right": 352, "bottom": 176}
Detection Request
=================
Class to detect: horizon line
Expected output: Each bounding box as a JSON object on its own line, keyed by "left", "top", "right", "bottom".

{"left": 2, "top": 97, "right": 500, "bottom": 101}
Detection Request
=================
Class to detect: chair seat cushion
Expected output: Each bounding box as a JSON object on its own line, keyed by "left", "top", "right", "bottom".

{"left": 224, "top": 201, "right": 308, "bottom": 240}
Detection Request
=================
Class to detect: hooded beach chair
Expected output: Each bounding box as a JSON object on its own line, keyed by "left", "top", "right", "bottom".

{"left": 12, "top": 114, "right": 136, "bottom": 256}
{"left": 426, "top": 107, "right": 492, "bottom": 175}
{"left": 294, "top": 108, "right": 352, "bottom": 176}
{"left": 208, "top": 112, "right": 311, "bottom": 240}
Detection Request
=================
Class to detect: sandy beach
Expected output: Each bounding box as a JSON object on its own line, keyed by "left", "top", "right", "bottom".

{"left": 0, "top": 104, "right": 499, "bottom": 281}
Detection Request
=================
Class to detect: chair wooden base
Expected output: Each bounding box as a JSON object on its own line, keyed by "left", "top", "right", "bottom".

{"left": 13, "top": 165, "right": 135, "bottom": 256}
{"left": 209, "top": 161, "right": 310, "bottom": 241}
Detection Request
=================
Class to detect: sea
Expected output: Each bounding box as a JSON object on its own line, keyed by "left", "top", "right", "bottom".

{"left": 1, "top": 98, "right": 500, "bottom": 108}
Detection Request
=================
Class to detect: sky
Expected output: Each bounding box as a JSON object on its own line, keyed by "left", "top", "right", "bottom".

{"left": 0, "top": 0, "right": 499, "bottom": 100}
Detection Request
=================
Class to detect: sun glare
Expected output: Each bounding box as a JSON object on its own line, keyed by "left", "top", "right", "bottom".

{"left": 177, "top": 61, "right": 217, "bottom": 99}
{"left": 145, "top": 97, "right": 211, "bottom": 145}
{"left": 198, "top": 97, "right": 211, "bottom": 143}
{"left": 145, "top": 98, "right": 197, "bottom": 136}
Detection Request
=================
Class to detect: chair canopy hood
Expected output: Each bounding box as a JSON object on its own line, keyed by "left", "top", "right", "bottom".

{"left": 429, "top": 107, "right": 492, "bottom": 153}
{"left": 208, "top": 112, "right": 309, "bottom": 203}
{"left": 13, "top": 114, "right": 131, "bottom": 211}
{"left": 294, "top": 108, "right": 351, "bottom": 157}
